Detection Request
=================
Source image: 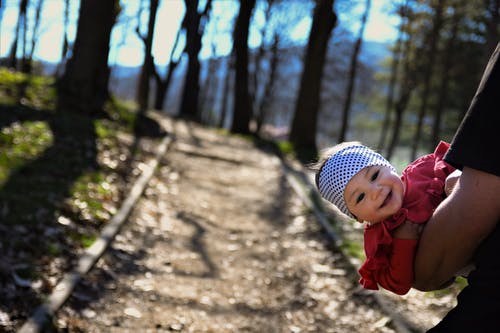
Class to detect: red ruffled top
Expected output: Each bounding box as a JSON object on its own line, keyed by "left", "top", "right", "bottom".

{"left": 358, "top": 141, "right": 456, "bottom": 295}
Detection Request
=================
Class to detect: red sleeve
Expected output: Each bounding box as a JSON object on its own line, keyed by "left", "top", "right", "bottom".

{"left": 373, "top": 238, "right": 418, "bottom": 295}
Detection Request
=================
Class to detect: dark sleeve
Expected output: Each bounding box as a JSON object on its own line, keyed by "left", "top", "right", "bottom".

{"left": 444, "top": 43, "right": 500, "bottom": 177}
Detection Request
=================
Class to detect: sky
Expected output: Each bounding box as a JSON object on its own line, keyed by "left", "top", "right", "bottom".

{"left": 0, "top": 0, "right": 400, "bottom": 68}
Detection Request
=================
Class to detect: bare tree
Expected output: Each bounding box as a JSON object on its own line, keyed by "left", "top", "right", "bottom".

{"left": 483, "top": 0, "right": 500, "bottom": 64}
{"left": 255, "top": 34, "right": 280, "bottom": 135}
{"left": 199, "top": 42, "right": 219, "bottom": 124}
{"left": 23, "top": 0, "right": 44, "bottom": 73}
{"left": 136, "top": 0, "right": 159, "bottom": 113}
{"left": 338, "top": 0, "right": 371, "bottom": 142}
{"left": 7, "top": 0, "right": 28, "bottom": 69}
{"left": 58, "top": 0, "right": 119, "bottom": 114}
{"left": 289, "top": 0, "right": 336, "bottom": 161}
{"left": 386, "top": 3, "right": 416, "bottom": 160}
{"left": 249, "top": 0, "right": 273, "bottom": 131}
{"left": 409, "top": 0, "right": 446, "bottom": 160}
{"left": 430, "top": 0, "right": 464, "bottom": 148}
{"left": 230, "top": 0, "right": 256, "bottom": 134}
{"left": 152, "top": 14, "right": 185, "bottom": 110}
{"left": 377, "top": 25, "right": 403, "bottom": 151}
{"left": 54, "top": 0, "right": 70, "bottom": 77}
{"left": 219, "top": 55, "right": 234, "bottom": 129}
{"left": 178, "top": 0, "right": 212, "bottom": 120}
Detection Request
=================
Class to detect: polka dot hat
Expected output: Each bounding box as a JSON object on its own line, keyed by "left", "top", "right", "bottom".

{"left": 318, "top": 145, "right": 396, "bottom": 218}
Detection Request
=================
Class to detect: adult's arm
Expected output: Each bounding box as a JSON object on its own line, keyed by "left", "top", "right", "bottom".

{"left": 413, "top": 166, "right": 500, "bottom": 291}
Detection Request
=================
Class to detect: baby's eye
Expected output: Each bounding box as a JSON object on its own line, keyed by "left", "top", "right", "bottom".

{"left": 356, "top": 193, "right": 365, "bottom": 204}
{"left": 371, "top": 170, "right": 379, "bottom": 181}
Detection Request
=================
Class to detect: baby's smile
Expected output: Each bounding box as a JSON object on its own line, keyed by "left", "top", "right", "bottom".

{"left": 380, "top": 190, "right": 392, "bottom": 208}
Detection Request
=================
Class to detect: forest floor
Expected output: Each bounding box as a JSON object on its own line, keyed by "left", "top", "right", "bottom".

{"left": 3, "top": 113, "right": 462, "bottom": 333}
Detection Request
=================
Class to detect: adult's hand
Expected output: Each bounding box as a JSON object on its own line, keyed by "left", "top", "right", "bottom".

{"left": 413, "top": 167, "right": 500, "bottom": 291}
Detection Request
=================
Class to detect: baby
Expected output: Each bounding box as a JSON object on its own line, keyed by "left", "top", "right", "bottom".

{"left": 312, "top": 141, "right": 462, "bottom": 295}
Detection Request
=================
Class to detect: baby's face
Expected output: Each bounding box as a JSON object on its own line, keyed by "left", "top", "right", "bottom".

{"left": 344, "top": 165, "right": 404, "bottom": 223}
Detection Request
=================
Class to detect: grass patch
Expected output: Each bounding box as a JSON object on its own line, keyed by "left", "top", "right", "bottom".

{"left": 340, "top": 239, "right": 365, "bottom": 259}
{"left": 104, "top": 97, "right": 137, "bottom": 131}
{"left": 430, "top": 276, "right": 468, "bottom": 298}
{"left": 277, "top": 140, "right": 294, "bottom": 156}
{"left": 68, "top": 172, "right": 116, "bottom": 224}
{"left": 0, "top": 121, "right": 53, "bottom": 185}
{"left": 0, "top": 67, "right": 57, "bottom": 109}
{"left": 215, "top": 128, "right": 230, "bottom": 136}
{"left": 69, "top": 230, "right": 97, "bottom": 248}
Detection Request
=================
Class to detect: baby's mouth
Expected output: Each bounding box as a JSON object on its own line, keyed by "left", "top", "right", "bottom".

{"left": 380, "top": 190, "right": 392, "bottom": 208}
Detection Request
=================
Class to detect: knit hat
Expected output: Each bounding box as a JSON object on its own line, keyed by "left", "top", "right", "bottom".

{"left": 318, "top": 145, "right": 396, "bottom": 218}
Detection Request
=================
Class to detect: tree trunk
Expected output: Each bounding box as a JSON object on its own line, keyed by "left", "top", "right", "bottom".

{"left": 377, "top": 7, "right": 404, "bottom": 152}
{"left": 219, "top": 56, "right": 234, "bottom": 129}
{"left": 289, "top": 0, "right": 336, "bottom": 162}
{"left": 136, "top": 0, "right": 159, "bottom": 113}
{"left": 153, "top": 20, "right": 184, "bottom": 111}
{"left": 199, "top": 44, "right": 219, "bottom": 124}
{"left": 251, "top": 0, "right": 274, "bottom": 134}
{"left": 431, "top": 1, "right": 463, "bottom": 148}
{"left": 153, "top": 60, "right": 178, "bottom": 110}
{"left": 338, "top": 0, "right": 371, "bottom": 142}
{"left": 386, "top": 8, "right": 416, "bottom": 160}
{"left": 7, "top": 0, "right": 28, "bottom": 69}
{"left": 410, "top": 0, "right": 445, "bottom": 160}
{"left": 57, "top": 0, "right": 118, "bottom": 115}
{"left": 179, "top": 0, "right": 212, "bottom": 120}
{"left": 23, "top": 0, "right": 44, "bottom": 74}
{"left": 256, "top": 34, "right": 280, "bottom": 136}
{"left": 20, "top": 0, "right": 29, "bottom": 72}
{"left": 230, "top": 0, "right": 256, "bottom": 134}
{"left": 484, "top": 0, "right": 500, "bottom": 64}
{"left": 54, "top": 0, "right": 70, "bottom": 78}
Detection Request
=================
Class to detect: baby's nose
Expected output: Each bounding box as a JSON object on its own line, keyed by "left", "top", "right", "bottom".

{"left": 370, "top": 185, "right": 383, "bottom": 200}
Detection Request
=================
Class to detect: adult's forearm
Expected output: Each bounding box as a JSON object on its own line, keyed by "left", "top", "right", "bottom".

{"left": 413, "top": 167, "right": 500, "bottom": 291}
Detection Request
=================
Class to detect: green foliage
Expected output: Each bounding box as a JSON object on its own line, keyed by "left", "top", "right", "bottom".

{"left": 46, "top": 242, "right": 62, "bottom": 256}
{"left": 0, "top": 68, "right": 56, "bottom": 109}
{"left": 215, "top": 128, "right": 230, "bottom": 136}
{"left": 69, "top": 172, "right": 115, "bottom": 224}
{"left": 340, "top": 239, "right": 364, "bottom": 260}
{"left": 69, "top": 231, "right": 97, "bottom": 248}
{"left": 95, "top": 120, "right": 116, "bottom": 139}
{"left": 277, "top": 140, "right": 295, "bottom": 155}
{"left": 104, "top": 97, "right": 137, "bottom": 130}
{"left": 430, "top": 276, "right": 468, "bottom": 298}
{"left": 0, "top": 68, "right": 25, "bottom": 85}
{"left": 0, "top": 121, "right": 53, "bottom": 185}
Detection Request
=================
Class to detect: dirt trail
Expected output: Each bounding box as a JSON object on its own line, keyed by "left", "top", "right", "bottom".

{"left": 54, "top": 117, "right": 453, "bottom": 333}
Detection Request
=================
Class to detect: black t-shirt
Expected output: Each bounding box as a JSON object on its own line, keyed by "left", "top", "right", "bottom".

{"left": 427, "top": 44, "right": 500, "bottom": 332}
{"left": 444, "top": 44, "right": 500, "bottom": 176}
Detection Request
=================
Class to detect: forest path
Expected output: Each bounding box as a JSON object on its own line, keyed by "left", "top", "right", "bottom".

{"left": 53, "top": 115, "right": 450, "bottom": 333}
